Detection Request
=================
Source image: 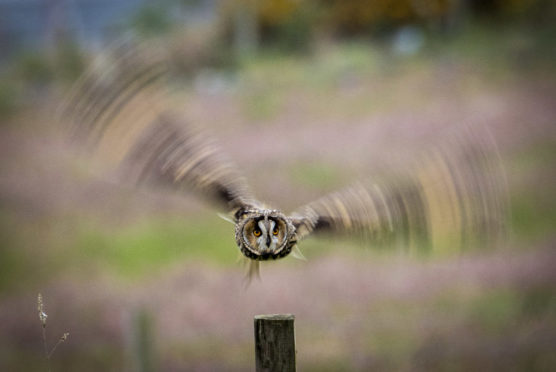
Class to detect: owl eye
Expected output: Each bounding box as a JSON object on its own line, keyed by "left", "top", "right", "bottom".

{"left": 272, "top": 227, "right": 279, "bottom": 235}
{"left": 253, "top": 229, "right": 262, "bottom": 237}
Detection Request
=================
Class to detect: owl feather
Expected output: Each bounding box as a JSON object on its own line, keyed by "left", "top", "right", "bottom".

{"left": 61, "top": 40, "right": 256, "bottom": 215}
{"left": 290, "top": 128, "right": 507, "bottom": 253}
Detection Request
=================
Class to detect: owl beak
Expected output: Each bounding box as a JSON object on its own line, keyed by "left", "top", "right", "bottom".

{"left": 265, "top": 235, "right": 271, "bottom": 248}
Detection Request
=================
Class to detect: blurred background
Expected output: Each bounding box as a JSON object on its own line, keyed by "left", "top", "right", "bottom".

{"left": 1, "top": 0, "right": 555, "bottom": 370}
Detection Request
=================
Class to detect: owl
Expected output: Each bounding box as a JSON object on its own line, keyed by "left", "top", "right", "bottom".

{"left": 61, "top": 40, "right": 507, "bottom": 278}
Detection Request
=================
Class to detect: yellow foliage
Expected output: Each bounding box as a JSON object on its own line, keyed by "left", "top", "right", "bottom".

{"left": 503, "top": 0, "right": 538, "bottom": 14}
{"left": 259, "top": 0, "right": 301, "bottom": 25}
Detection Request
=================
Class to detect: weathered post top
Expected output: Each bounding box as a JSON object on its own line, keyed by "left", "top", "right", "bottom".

{"left": 254, "top": 314, "right": 296, "bottom": 372}
{"left": 254, "top": 314, "right": 295, "bottom": 321}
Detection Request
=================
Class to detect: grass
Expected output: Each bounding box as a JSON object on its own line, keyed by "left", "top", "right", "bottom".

{"left": 508, "top": 139, "right": 556, "bottom": 243}
{"left": 164, "top": 338, "right": 253, "bottom": 371}
{"left": 72, "top": 214, "right": 238, "bottom": 279}
{"left": 288, "top": 160, "right": 348, "bottom": 190}
{"left": 237, "top": 42, "right": 384, "bottom": 121}
{"left": 0, "top": 210, "right": 238, "bottom": 292}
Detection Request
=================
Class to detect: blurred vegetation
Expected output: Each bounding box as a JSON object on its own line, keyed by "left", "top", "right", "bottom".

{"left": 1, "top": 30, "right": 554, "bottom": 291}
{"left": 0, "top": 80, "right": 20, "bottom": 119}
{"left": 0, "top": 0, "right": 554, "bottom": 121}
{"left": 75, "top": 216, "right": 236, "bottom": 278}
{"left": 129, "top": 5, "right": 173, "bottom": 37}
{"left": 0, "top": 13, "right": 554, "bottom": 290}
{"left": 0, "top": 1, "right": 555, "bottom": 371}
{"left": 0, "top": 0, "right": 556, "bottom": 122}
{"left": 0, "top": 42, "right": 86, "bottom": 122}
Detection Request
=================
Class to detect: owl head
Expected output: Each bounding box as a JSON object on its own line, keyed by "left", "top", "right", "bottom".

{"left": 234, "top": 208, "right": 297, "bottom": 261}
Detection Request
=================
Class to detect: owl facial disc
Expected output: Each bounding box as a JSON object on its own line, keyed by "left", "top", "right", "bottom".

{"left": 235, "top": 209, "right": 297, "bottom": 261}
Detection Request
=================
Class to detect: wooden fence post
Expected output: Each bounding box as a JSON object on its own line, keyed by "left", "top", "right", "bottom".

{"left": 254, "top": 314, "right": 296, "bottom": 372}
{"left": 130, "top": 308, "right": 155, "bottom": 372}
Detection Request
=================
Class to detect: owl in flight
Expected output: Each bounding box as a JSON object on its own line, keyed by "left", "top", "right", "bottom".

{"left": 61, "top": 40, "right": 507, "bottom": 277}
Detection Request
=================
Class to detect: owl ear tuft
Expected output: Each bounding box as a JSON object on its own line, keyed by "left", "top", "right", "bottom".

{"left": 233, "top": 205, "right": 255, "bottom": 222}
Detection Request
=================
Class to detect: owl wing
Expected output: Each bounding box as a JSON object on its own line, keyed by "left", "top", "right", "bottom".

{"left": 290, "top": 128, "right": 508, "bottom": 253}
{"left": 60, "top": 39, "right": 257, "bottom": 214}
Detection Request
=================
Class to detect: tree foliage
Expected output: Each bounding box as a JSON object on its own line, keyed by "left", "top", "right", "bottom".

{"left": 255, "top": 0, "right": 552, "bottom": 37}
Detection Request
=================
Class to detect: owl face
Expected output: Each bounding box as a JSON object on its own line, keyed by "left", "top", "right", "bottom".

{"left": 235, "top": 209, "right": 297, "bottom": 261}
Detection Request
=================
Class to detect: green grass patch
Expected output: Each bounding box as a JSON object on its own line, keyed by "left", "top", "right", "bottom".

{"left": 165, "top": 337, "right": 253, "bottom": 370}
{"left": 508, "top": 139, "right": 556, "bottom": 241}
{"left": 468, "top": 289, "right": 521, "bottom": 332}
{"left": 74, "top": 215, "right": 237, "bottom": 279}
{"left": 288, "top": 161, "right": 347, "bottom": 191}
{"left": 237, "top": 43, "right": 382, "bottom": 121}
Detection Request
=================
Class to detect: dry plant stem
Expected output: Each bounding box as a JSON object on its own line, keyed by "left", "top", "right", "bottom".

{"left": 38, "top": 294, "right": 67, "bottom": 372}
{"left": 48, "top": 337, "right": 66, "bottom": 359}
{"left": 41, "top": 325, "right": 51, "bottom": 372}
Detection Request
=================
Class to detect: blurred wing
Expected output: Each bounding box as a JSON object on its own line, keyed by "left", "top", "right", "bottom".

{"left": 59, "top": 39, "right": 256, "bottom": 213}
{"left": 290, "top": 127, "right": 508, "bottom": 253}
